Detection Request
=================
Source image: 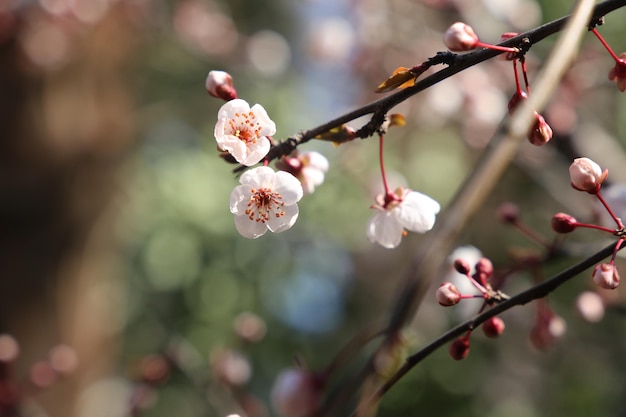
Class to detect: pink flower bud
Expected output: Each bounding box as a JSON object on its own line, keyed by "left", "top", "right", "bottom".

{"left": 527, "top": 112, "right": 553, "bottom": 146}
{"left": 482, "top": 317, "right": 505, "bottom": 338}
{"left": 206, "top": 70, "right": 237, "bottom": 101}
{"left": 443, "top": 22, "right": 479, "bottom": 52}
{"left": 271, "top": 368, "right": 322, "bottom": 417}
{"left": 436, "top": 282, "right": 461, "bottom": 306}
{"left": 569, "top": 157, "right": 608, "bottom": 193}
{"left": 592, "top": 263, "right": 620, "bottom": 290}
{"left": 497, "top": 202, "right": 519, "bottom": 224}
{"left": 551, "top": 212, "right": 577, "bottom": 233}
{"left": 453, "top": 258, "right": 471, "bottom": 275}
{"left": 475, "top": 257, "right": 493, "bottom": 278}
{"left": 449, "top": 337, "right": 470, "bottom": 360}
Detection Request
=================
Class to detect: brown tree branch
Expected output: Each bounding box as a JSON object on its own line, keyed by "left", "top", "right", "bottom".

{"left": 353, "top": 240, "right": 622, "bottom": 413}
{"left": 254, "top": 0, "right": 626, "bottom": 167}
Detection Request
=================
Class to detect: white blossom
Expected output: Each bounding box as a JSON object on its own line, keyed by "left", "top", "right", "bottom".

{"left": 367, "top": 189, "right": 440, "bottom": 248}
{"left": 215, "top": 99, "right": 276, "bottom": 166}
{"left": 230, "top": 166, "right": 303, "bottom": 238}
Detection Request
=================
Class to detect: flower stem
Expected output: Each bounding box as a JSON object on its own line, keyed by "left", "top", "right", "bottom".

{"left": 573, "top": 222, "right": 618, "bottom": 233}
{"left": 513, "top": 59, "right": 523, "bottom": 95}
{"left": 521, "top": 57, "right": 531, "bottom": 94}
{"left": 595, "top": 190, "right": 625, "bottom": 229}
{"left": 590, "top": 27, "right": 622, "bottom": 62}
{"left": 610, "top": 239, "right": 625, "bottom": 263}
{"left": 378, "top": 134, "right": 394, "bottom": 199}
{"left": 476, "top": 41, "right": 519, "bottom": 54}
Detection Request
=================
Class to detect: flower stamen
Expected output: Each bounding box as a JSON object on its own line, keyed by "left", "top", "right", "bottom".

{"left": 245, "top": 188, "right": 285, "bottom": 223}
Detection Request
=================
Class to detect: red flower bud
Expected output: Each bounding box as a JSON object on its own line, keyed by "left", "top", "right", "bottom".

{"left": 453, "top": 258, "right": 471, "bottom": 275}
{"left": 482, "top": 317, "right": 505, "bottom": 338}
{"left": 527, "top": 112, "right": 553, "bottom": 146}
{"left": 551, "top": 212, "right": 577, "bottom": 233}
{"left": 449, "top": 337, "right": 470, "bottom": 360}
{"left": 475, "top": 257, "right": 493, "bottom": 278}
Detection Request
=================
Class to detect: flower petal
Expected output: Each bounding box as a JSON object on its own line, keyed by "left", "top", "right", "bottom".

{"left": 240, "top": 166, "right": 276, "bottom": 188}
{"left": 230, "top": 184, "right": 252, "bottom": 214}
{"left": 267, "top": 203, "right": 299, "bottom": 233}
{"left": 397, "top": 191, "right": 440, "bottom": 233}
{"left": 367, "top": 211, "right": 403, "bottom": 248}
{"left": 218, "top": 99, "right": 251, "bottom": 118}
{"left": 250, "top": 103, "right": 277, "bottom": 137}
{"left": 273, "top": 171, "right": 304, "bottom": 205}
{"left": 241, "top": 137, "right": 271, "bottom": 166}
{"left": 218, "top": 134, "right": 249, "bottom": 163}
{"left": 234, "top": 214, "right": 268, "bottom": 239}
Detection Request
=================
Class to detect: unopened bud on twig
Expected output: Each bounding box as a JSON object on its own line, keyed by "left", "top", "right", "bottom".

{"left": 206, "top": 70, "right": 237, "bottom": 101}
{"left": 482, "top": 317, "right": 505, "bottom": 338}
{"left": 528, "top": 113, "right": 553, "bottom": 146}
{"left": 444, "top": 22, "right": 479, "bottom": 52}
{"left": 569, "top": 157, "right": 607, "bottom": 193}
{"left": 436, "top": 282, "right": 461, "bottom": 306}
{"left": 592, "top": 263, "right": 620, "bottom": 290}
{"left": 449, "top": 337, "right": 470, "bottom": 360}
{"left": 551, "top": 212, "right": 577, "bottom": 233}
{"left": 453, "top": 258, "right": 471, "bottom": 275}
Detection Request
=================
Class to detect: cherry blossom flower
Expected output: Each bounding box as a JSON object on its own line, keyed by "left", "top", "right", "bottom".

{"left": 275, "top": 151, "right": 329, "bottom": 195}
{"left": 569, "top": 157, "right": 607, "bottom": 193}
{"left": 367, "top": 188, "right": 440, "bottom": 249}
{"left": 230, "top": 167, "right": 303, "bottom": 239}
{"left": 215, "top": 99, "right": 276, "bottom": 166}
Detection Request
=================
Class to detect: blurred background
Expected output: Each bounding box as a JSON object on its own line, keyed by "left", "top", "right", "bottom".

{"left": 1, "top": 0, "right": 626, "bottom": 416}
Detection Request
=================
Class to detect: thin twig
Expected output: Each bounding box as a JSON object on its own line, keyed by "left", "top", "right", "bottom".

{"left": 252, "top": 0, "right": 626, "bottom": 167}
{"left": 355, "top": 240, "right": 622, "bottom": 411}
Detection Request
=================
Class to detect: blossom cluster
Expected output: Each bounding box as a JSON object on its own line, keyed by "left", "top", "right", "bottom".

{"left": 207, "top": 70, "right": 440, "bottom": 246}
{"left": 436, "top": 256, "right": 508, "bottom": 360}
{"left": 552, "top": 157, "right": 624, "bottom": 290}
